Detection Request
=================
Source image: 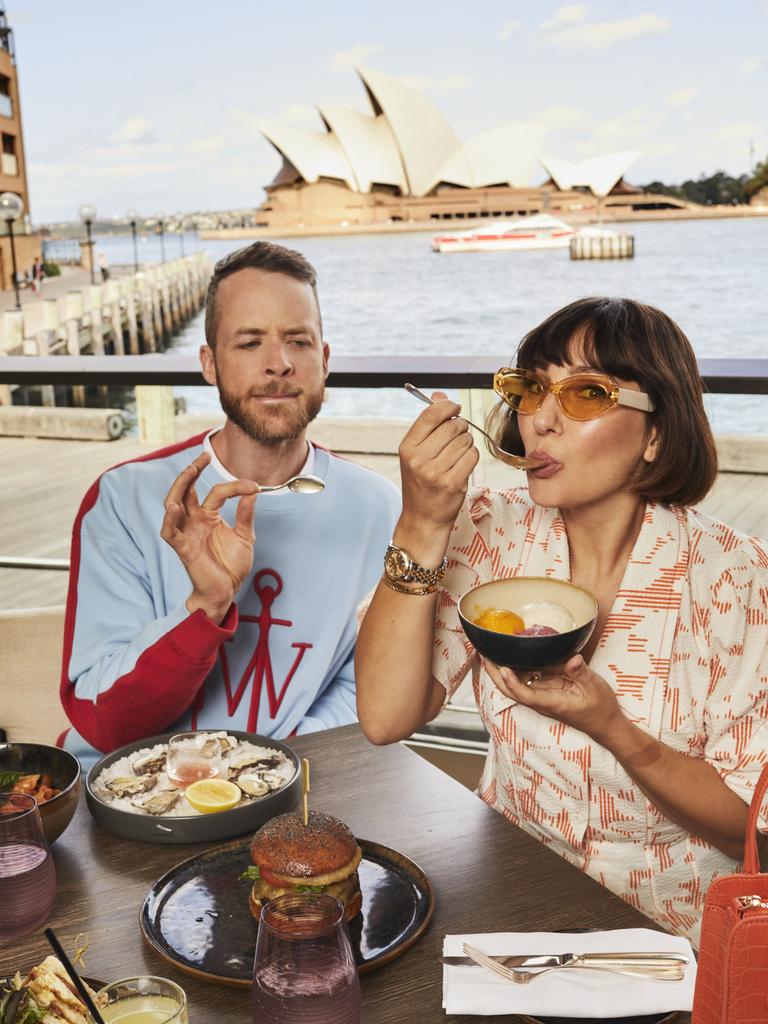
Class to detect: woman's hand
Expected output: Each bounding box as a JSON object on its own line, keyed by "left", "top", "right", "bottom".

{"left": 160, "top": 452, "right": 259, "bottom": 622}
{"left": 482, "top": 655, "right": 625, "bottom": 744}
{"left": 398, "top": 392, "right": 479, "bottom": 535}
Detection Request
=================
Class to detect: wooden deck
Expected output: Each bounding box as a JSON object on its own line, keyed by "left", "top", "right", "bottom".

{"left": 1, "top": 422, "right": 766, "bottom": 609}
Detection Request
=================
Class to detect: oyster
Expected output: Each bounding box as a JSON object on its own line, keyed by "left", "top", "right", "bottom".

{"left": 227, "top": 752, "right": 283, "bottom": 779}
{"left": 132, "top": 751, "right": 166, "bottom": 776}
{"left": 140, "top": 790, "right": 180, "bottom": 815}
{"left": 236, "top": 773, "right": 270, "bottom": 798}
{"left": 104, "top": 775, "right": 156, "bottom": 799}
{"left": 259, "top": 770, "right": 286, "bottom": 791}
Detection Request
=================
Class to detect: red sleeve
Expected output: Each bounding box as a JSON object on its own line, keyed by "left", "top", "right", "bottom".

{"left": 61, "top": 605, "right": 237, "bottom": 752}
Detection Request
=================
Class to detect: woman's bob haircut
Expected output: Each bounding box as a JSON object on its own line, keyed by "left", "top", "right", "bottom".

{"left": 487, "top": 296, "right": 718, "bottom": 508}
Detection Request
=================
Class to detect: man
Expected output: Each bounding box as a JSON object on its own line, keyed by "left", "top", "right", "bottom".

{"left": 60, "top": 241, "right": 400, "bottom": 765}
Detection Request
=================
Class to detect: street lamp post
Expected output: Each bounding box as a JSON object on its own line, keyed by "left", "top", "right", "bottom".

{"left": 178, "top": 216, "right": 185, "bottom": 258}
{"left": 78, "top": 203, "right": 97, "bottom": 285}
{"left": 126, "top": 208, "right": 139, "bottom": 273}
{"left": 157, "top": 212, "right": 166, "bottom": 263}
{"left": 0, "top": 191, "right": 23, "bottom": 309}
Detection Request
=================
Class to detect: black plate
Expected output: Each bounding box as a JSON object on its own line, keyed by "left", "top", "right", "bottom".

{"left": 140, "top": 837, "right": 434, "bottom": 985}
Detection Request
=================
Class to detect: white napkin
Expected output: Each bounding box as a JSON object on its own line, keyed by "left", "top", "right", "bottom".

{"left": 442, "top": 928, "right": 696, "bottom": 1018}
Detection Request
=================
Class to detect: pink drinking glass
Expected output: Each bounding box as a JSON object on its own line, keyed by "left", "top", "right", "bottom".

{"left": 251, "top": 893, "right": 361, "bottom": 1024}
{"left": 0, "top": 792, "right": 56, "bottom": 939}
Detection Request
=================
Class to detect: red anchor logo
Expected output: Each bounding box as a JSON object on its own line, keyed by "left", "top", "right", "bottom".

{"left": 214, "top": 569, "right": 313, "bottom": 733}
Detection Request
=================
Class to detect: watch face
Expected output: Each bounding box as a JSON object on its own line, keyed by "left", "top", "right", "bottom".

{"left": 385, "top": 547, "right": 410, "bottom": 579}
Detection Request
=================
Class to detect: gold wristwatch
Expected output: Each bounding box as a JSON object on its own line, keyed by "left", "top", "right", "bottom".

{"left": 384, "top": 542, "right": 447, "bottom": 587}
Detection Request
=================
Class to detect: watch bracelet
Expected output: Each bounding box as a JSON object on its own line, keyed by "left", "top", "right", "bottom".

{"left": 381, "top": 574, "right": 438, "bottom": 596}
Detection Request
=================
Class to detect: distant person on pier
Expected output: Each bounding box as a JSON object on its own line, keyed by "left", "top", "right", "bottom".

{"left": 31, "top": 256, "right": 44, "bottom": 294}
{"left": 98, "top": 251, "right": 110, "bottom": 282}
{"left": 60, "top": 241, "right": 400, "bottom": 765}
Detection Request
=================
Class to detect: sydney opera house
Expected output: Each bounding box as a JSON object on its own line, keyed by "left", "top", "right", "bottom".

{"left": 253, "top": 67, "right": 685, "bottom": 230}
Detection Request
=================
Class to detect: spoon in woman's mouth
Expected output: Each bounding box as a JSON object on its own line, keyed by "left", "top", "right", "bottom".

{"left": 257, "top": 474, "right": 325, "bottom": 494}
{"left": 404, "top": 383, "right": 543, "bottom": 470}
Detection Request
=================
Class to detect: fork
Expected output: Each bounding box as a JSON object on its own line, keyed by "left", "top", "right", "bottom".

{"left": 461, "top": 943, "right": 686, "bottom": 985}
{"left": 404, "top": 383, "right": 542, "bottom": 470}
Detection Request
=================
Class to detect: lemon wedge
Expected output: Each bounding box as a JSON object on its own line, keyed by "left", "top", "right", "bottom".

{"left": 185, "top": 779, "right": 242, "bottom": 814}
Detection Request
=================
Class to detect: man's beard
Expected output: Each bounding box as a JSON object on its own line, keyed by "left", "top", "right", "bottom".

{"left": 218, "top": 379, "right": 325, "bottom": 445}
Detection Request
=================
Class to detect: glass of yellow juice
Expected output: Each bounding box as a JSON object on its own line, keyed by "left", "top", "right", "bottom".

{"left": 91, "top": 977, "right": 187, "bottom": 1024}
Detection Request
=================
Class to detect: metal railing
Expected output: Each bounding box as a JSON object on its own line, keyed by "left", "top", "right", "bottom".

{"left": 1, "top": 354, "right": 768, "bottom": 392}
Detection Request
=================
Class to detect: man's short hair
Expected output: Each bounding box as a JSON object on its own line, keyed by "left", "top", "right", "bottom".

{"left": 204, "top": 241, "right": 321, "bottom": 347}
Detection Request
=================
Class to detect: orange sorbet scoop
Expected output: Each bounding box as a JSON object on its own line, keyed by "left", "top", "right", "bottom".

{"left": 474, "top": 608, "right": 525, "bottom": 634}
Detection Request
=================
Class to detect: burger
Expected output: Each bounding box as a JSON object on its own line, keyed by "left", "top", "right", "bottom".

{"left": 244, "top": 810, "right": 363, "bottom": 921}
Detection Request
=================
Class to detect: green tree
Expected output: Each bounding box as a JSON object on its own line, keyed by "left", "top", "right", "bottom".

{"left": 745, "top": 158, "right": 768, "bottom": 199}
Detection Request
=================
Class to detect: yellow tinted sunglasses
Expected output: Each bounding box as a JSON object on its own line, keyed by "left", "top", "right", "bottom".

{"left": 493, "top": 368, "right": 655, "bottom": 421}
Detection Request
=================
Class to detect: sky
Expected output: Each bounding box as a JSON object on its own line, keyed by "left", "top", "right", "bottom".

{"left": 9, "top": 0, "right": 768, "bottom": 224}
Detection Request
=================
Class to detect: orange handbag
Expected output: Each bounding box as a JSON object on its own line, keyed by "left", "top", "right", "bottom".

{"left": 691, "top": 763, "right": 768, "bottom": 1024}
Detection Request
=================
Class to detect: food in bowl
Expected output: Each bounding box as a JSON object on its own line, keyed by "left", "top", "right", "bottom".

{"left": 244, "top": 810, "right": 363, "bottom": 922}
{"left": 0, "top": 956, "right": 97, "bottom": 1024}
{"left": 91, "top": 731, "right": 295, "bottom": 818}
{"left": 0, "top": 772, "right": 61, "bottom": 806}
{"left": 473, "top": 599, "right": 576, "bottom": 637}
{"left": 0, "top": 744, "right": 81, "bottom": 845}
{"left": 459, "top": 577, "right": 598, "bottom": 670}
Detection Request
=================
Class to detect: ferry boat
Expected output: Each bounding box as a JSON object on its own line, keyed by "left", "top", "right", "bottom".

{"left": 431, "top": 214, "right": 575, "bottom": 253}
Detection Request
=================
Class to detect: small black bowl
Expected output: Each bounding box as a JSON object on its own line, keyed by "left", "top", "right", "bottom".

{"left": 458, "top": 576, "right": 598, "bottom": 671}
{"left": 86, "top": 730, "right": 301, "bottom": 844}
{"left": 0, "top": 742, "right": 82, "bottom": 845}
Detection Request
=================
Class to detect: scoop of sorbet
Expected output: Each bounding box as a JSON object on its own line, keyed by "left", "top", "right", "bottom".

{"left": 519, "top": 624, "right": 559, "bottom": 637}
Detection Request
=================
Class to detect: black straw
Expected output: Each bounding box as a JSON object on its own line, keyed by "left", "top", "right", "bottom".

{"left": 43, "top": 928, "right": 106, "bottom": 1024}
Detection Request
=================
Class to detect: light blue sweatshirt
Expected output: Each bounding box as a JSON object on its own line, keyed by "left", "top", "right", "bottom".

{"left": 61, "top": 433, "right": 400, "bottom": 767}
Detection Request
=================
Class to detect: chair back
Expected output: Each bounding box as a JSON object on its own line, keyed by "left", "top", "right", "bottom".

{"left": 0, "top": 605, "right": 69, "bottom": 744}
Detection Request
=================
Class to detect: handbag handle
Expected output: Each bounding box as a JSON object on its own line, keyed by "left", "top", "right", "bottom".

{"left": 743, "top": 762, "right": 768, "bottom": 873}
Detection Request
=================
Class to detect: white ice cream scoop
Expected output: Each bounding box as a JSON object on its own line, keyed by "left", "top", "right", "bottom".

{"left": 520, "top": 600, "right": 576, "bottom": 634}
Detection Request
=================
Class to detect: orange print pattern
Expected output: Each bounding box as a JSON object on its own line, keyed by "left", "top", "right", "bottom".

{"left": 434, "top": 488, "right": 768, "bottom": 946}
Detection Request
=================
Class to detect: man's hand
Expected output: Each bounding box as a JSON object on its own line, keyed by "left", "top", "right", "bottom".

{"left": 160, "top": 452, "right": 259, "bottom": 623}
{"left": 398, "top": 392, "right": 479, "bottom": 542}
{"left": 482, "top": 655, "right": 625, "bottom": 745}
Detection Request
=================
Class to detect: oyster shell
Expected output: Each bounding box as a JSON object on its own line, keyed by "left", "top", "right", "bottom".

{"left": 132, "top": 751, "right": 166, "bottom": 776}
{"left": 236, "top": 773, "right": 270, "bottom": 798}
{"left": 227, "top": 752, "right": 283, "bottom": 779}
{"left": 259, "top": 770, "right": 286, "bottom": 791}
{"left": 104, "top": 775, "right": 156, "bottom": 798}
{"left": 140, "top": 790, "right": 180, "bottom": 815}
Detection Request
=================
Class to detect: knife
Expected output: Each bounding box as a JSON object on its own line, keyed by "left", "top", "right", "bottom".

{"left": 441, "top": 952, "right": 689, "bottom": 970}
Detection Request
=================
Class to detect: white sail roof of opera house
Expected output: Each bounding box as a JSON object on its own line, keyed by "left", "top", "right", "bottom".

{"left": 259, "top": 67, "right": 548, "bottom": 198}
{"left": 316, "top": 104, "right": 407, "bottom": 193}
{"left": 539, "top": 151, "right": 640, "bottom": 197}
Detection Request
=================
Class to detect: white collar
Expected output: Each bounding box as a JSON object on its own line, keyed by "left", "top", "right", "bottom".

{"left": 203, "top": 429, "right": 315, "bottom": 499}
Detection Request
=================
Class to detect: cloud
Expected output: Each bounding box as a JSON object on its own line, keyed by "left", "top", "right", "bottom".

{"left": 536, "top": 8, "right": 670, "bottom": 52}
{"left": 399, "top": 74, "right": 471, "bottom": 96}
{"left": 498, "top": 18, "right": 522, "bottom": 41}
{"left": 272, "top": 103, "right": 317, "bottom": 126}
{"left": 739, "top": 55, "right": 762, "bottom": 75}
{"left": 664, "top": 87, "right": 697, "bottom": 108}
{"left": 328, "top": 44, "right": 384, "bottom": 73}
{"left": 111, "top": 116, "right": 158, "bottom": 144}
{"left": 535, "top": 104, "right": 588, "bottom": 128}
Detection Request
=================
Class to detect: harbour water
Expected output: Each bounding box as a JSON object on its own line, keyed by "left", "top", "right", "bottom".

{"left": 95, "top": 217, "right": 768, "bottom": 434}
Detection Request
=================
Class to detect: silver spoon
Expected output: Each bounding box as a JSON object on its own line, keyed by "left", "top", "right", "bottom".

{"left": 404, "top": 383, "right": 542, "bottom": 470}
{"left": 257, "top": 474, "right": 325, "bottom": 494}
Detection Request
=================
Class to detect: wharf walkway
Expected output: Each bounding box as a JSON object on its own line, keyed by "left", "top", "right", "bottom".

{"left": 1, "top": 417, "right": 765, "bottom": 610}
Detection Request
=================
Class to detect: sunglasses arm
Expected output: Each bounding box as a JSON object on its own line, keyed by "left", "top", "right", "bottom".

{"left": 617, "top": 387, "right": 654, "bottom": 413}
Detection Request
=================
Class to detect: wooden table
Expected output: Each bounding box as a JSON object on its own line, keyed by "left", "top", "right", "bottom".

{"left": 0, "top": 726, "right": 685, "bottom": 1022}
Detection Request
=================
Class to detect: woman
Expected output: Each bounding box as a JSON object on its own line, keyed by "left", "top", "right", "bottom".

{"left": 356, "top": 297, "right": 767, "bottom": 945}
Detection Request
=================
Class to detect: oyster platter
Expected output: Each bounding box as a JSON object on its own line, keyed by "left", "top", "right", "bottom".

{"left": 91, "top": 732, "right": 296, "bottom": 817}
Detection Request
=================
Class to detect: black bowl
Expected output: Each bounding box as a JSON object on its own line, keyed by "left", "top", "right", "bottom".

{"left": 86, "top": 730, "right": 301, "bottom": 844}
{"left": 458, "top": 576, "right": 598, "bottom": 671}
{"left": 0, "top": 742, "right": 82, "bottom": 845}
